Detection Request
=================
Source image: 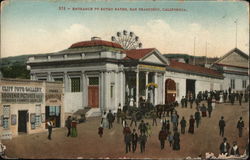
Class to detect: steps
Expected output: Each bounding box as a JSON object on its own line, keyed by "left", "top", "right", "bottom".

{"left": 85, "top": 108, "right": 101, "bottom": 117}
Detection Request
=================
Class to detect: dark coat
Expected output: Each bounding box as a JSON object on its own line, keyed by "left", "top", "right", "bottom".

{"left": 158, "top": 130, "right": 167, "bottom": 141}
{"left": 124, "top": 133, "right": 132, "bottom": 144}
{"left": 219, "top": 119, "right": 226, "bottom": 128}
{"left": 180, "top": 119, "right": 186, "bottom": 128}
{"left": 237, "top": 120, "right": 244, "bottom": 129}
{"left": 230, "top": 146, "right": 240, "bottom": 156}
{"left": 66, "top": 119, "right": 72, "bottom": 128}
{"left": 131, "top": 133, "right": 138, "bottom": 143}
{"left": 107, "top": 112, "right": 114, "bottom": 122}
{"left": 220, "top": 142, "right": 230, "bottom": 154}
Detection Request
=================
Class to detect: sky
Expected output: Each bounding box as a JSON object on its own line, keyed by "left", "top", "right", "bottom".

{"left": 1, "top": 0, "right": 249, "bottom": 58}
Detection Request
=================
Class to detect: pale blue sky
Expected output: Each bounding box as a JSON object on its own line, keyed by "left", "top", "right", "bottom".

{"left": 1, "top": 0, "right": 249, "bottom": 58}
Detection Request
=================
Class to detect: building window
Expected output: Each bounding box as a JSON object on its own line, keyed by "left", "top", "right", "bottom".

{"left": 37, "top": 78, "right": 47, "bottom": 81}
{"left": 89, "top": 77, "right": 99, "bottom": 86}
{"left": 242, "top": 80, "right": 247, "bottom": 88}
{"left": 71, "top": 77, "right": 80, "bottom": 92}
{"left": 230, "top": 79, "right": 235, "bottom": 89}
{"left": 3, "top": 105, "right": 10, "bottom": 129}
{"left": 35, "top": 105, "right": 41, "bottom": 127}
{"left": 110, "top": 84, "right": 114, "bottom": 98}
{"left": 48, "top": 106, "right": 60, "bottom": 116}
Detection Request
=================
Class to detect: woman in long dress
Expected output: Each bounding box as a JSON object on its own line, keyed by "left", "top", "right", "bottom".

{"left": 71, "top": 118, "right": 78, "bottom": 137}
{"left": 101, "top": 112, "right": 109, "bottom": 128}
{"left": 188, "top": 115, "right": 195, "bottom": 134}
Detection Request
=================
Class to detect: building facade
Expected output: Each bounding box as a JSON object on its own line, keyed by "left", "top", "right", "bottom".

{"left": 26, "top": 38, "right": 231, "bottom": 116}
{"left": 211, "top": 48, "right": 249, "bottom": 93}
{"left": 0, "top": 78, "right": 64, "bottom": 139}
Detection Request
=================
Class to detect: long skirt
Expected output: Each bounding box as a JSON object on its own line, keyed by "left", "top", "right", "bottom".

{"left": 188, "top": 126, "right": 194, "bottom": 134}
{"left": 173, "top": 140, "right": 180, "bottom": 150}
{"left": 71, "top": 127, "right": 77, "bottom": 137}
{"left": 202, "top": 111, "right": 207, "bottom": 117}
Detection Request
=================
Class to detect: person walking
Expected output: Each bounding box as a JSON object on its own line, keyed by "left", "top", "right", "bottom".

{"left": 71, "top": 117, "right": 78, "bottom": 137}
{"left": 159, "top": 127, "right": 167, "bottom": 150}
{"left": 123, "top": 124, "right": 131, "bottom": 135}
{"left": 131, "top": 129, "right": 138, "bottom": 153}
{"left": 184, "top": 96, "right": 188, "bottom": 108}
{"left": 219, "top": 116, "right": 226, "bottom": 137}
{"left": 188, "top": 115, "right": 195, "bottom": 134}
{"left": 172, "top": 129, "right": 180, "bottom": 150}
{"left": 124, "top": 131, "right": 132, "bottom": 153}
{"left": 145, "top": 123, "right": 152, "bottom": 137}
{"left": 101, "top": 111, "right": 109, "bottom": 128}
{"left": 107, "top": 110, "right": 114, "bottom": 129}
{"left": 171, "top": 111, "right": 178, "bottom": 131}
{"left": 239, "top": 93, "right": 243, "bottom": 105}
{"left": 201, "top": 104, "right": 207, "bottom": 117}
{"left": 130, "top": 111, "right": 137, "bottom": 127}
{"left": 117, "top": 106, "right": 122, "bottom": 124}
{"left": 152, "top": 111, "right": 157, "bottom": 126}
{"left": 207, "top": 103, "right": 213, "bottom": 118}
{"left": 219, "top": 137, "right": 230, "bottom": 155}
{"left": 139, "top": 132, "right": 147, "bottom": 153}
{"left": 47, "top": 119, "right": 53, "bottom": 140}
{"left": 237, "top": 117, "right": 244, "bottom": 137}
{"left": 98, "top": 124, "right": 104, "bottom": 137}
{"left": 180, "top": 117, "right": 186, "bottom": 134}
{"left": 65, "top": 116, "right": 72, "bottom": 137}
{"left": 194, "top": 109, "right": 201, "bottom": 128}
{"left": 167, "top": 131, "right": 173, "bottom": 147}
{"left": 138, "top": 120, "right": 146, "bottom": 135}
{"left": 189, "top": 97, "right": 194, "bottom": 109}
{"left": 181, "top": 96, "right": 185, "bottom": 108}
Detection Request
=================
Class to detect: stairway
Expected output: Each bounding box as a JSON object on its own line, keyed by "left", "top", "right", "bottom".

{"left": 85, "top": 108, "right": 102, "bottom": 117}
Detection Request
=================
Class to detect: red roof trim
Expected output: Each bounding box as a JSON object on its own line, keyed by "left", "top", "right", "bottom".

{"left": 169, "top": 60, "right": 223, "bottom": 78}
{"left": 69, "top": 40, "right": 123, "bottom": 49}
{"left": 215, "top": 63, "right": 249, "bottom": 69}
{"left": 123, "top": 48, "right": 155, "bottom": 60}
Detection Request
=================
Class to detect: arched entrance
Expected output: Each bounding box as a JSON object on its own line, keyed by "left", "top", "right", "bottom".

{"left": 165, "top": 79, "right": 176, "bottom": 104}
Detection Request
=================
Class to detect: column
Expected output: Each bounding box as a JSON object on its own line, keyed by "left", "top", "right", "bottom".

{"left": 154, "top": 73, "right": 158, "bottom": 105}
{"left": 120, "top": 71, "right": 124, "bottom": 108}
{"left": 82, "top": 71, "right": 87, "bottom": 108}
{"left": 145, "top": 72, "right": 149, "bottom": 101}
{"left": 162, "top": 73, "right": 165, "bottom": 104}
{"left": 64, "top": 72, "right": 69, "bottom": 92}
{"left": 100, "top": 71, "right": 104, "bottom": 113}
{"left": 136, "top": 70, "right": 139, "bottom": 107}
{"left": 47, "top": 72, "right": 52, "bottom": 81}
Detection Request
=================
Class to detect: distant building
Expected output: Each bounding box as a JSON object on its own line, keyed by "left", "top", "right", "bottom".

{"left": 0, "top": 78, "right": 64, "bottom": 139}
{"left": 27, "top": 38, "right": 226, "bottom": 116}
{"left": 211, "top": 48, "right": 249, "bottom": 92}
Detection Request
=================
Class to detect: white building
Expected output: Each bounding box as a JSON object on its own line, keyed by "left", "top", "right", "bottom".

{"left": 211, "top": 48, "right": 249, "bottom": 93}
{"left": 27, "top": 38, "right": 244, "bottom": 116}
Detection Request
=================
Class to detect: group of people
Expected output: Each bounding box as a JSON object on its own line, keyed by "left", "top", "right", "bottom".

{"left": 219, "top": 138, "right": 241, "bottom": 156}
{"left": 65, "top": 116, "right": 78, "bottom": 137}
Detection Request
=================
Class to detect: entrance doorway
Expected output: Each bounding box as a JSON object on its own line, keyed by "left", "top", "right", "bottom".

{"left": 165, "top": 79, "right": 176, "bottom": 104}
{"left": 88, "top": 86, "right": 99, "bottom": 108}
{"left": 186, "top": 79, "right": 196, "bottom": 98}
{"left": 18, "top": 110, "right": 28, "bottom": 133}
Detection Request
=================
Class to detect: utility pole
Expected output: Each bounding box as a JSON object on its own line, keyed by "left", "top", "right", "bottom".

{"left": 205, "top": 41, "right": 208, "bottom": 66}
{"left": 193, "top": 37, "right": 196, "bottom": 65}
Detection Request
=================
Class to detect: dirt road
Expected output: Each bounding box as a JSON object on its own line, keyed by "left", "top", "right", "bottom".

{"left": 2, "top": 102, "right": 249, "bottom": 159}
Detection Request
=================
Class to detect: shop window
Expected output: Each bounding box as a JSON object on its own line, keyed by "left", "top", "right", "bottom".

{"left": 242, "top": 80, "right": 247, "bottom": 88}
{"left": 48, "top": 106, "right": 60, "bottom": 116}
{"left": 89, "top": 77, "right": 99, "bottom": 85}
{"left": 35, "top": 104, "right": 41, "bottom": 127}
{"left": 230, "top": 79, "right": 235, "bottom": 89}
{"left": 71, "top": 77, "right": 81, "bottom": 92}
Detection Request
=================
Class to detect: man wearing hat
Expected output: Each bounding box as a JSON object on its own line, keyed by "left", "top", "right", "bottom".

{"left": 219, "top": 116, "right": 226, "bottom": 137}
{"left": 237, "top": 117, "right": 244, "bottom": 137}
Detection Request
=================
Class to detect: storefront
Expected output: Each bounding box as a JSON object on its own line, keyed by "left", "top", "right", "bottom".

{"left": 0, "top": 78, "right": 64, "bottom": 139}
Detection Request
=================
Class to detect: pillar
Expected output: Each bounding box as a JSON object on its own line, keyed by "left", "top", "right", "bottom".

{"left": 64, "top": 72, "right": 69, "bottom": 92}
{"left": 162, "top": 73, "right": 165, "bottom": 104}
{"left": 82, "top": 71, "right": 87, "bottom": 108}
{"left": 154, "top": 73, "right": 158, "bottom": 105}
{"left": 136, "top": 70, "right": 139, "bottom": 107}
{"left": 145, "top": 72, "right": 149, "bottom": 101}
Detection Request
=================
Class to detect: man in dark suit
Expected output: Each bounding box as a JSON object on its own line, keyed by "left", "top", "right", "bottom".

{"left": 237, "top": 117, "right": 244, "bottom": 137}
{"left": 107, "top": 110, "right": 114, "bottom": 129}
{"left": 131, "top": 129, "right": 138, "bottom": 153}
{"left": 158, "top": 127, "right": 167, "bottom": 149}
{"left": 219, "top": 116, "right": 226, "bottom": 137}
{"left": 47, "top": 118, "right": 53, "bottom": 140}
{"left": 220, "top": 137, "right": 230, "bottom": 155}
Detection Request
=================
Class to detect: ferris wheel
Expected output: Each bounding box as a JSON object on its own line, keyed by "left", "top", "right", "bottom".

{"left": 111, "top": 30, "right": 142, "bottom": 50}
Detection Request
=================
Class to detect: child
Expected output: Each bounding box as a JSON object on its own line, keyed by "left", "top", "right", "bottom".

{"left": 98, "top": 124, "right": 104, "bottom": 137}
{"left": 167, "top": 131, "right": 173, "bottom": 147}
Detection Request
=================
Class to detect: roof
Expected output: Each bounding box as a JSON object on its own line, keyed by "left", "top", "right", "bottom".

{"left": 213, "top": 48, "right": 249, "bottom": 68}
{"left": 168, "top": 60, "right": 224, "bottom": 79}
{"left": 123, "top": 48, "right": 155, "bottom": 60}
{"left": 69, "top": 40, "right": 123, "bottom": 49}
